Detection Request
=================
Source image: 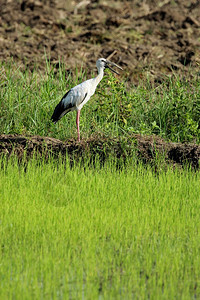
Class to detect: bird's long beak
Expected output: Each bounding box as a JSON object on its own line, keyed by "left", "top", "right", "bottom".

{"left": 106, "top": 60, "right": 123, "bottom": 75}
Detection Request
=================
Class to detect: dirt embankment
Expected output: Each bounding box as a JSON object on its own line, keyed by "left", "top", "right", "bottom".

{"left": 0, "top": 135, "right": 199, "bottom": 169}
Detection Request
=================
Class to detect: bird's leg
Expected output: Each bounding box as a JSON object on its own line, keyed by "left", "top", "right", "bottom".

{"left": 76, "top": 110, "right": 81, "bottom": 142}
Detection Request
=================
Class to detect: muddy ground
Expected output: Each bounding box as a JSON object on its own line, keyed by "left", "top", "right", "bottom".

{"left": 0, "top": 0, "right": 200, "bottom": 166}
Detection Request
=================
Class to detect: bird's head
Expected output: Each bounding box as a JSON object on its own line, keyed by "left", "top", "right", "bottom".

{"left": 96, "top": 58, "right": 123, "bottom": 75}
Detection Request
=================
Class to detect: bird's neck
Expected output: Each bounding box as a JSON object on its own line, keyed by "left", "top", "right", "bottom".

{"left": 95, "top": 67, "right": 104, "bottom": 85}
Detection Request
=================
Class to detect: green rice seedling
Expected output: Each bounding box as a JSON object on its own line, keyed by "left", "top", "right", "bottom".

{"left": 0, "top": 156, "right": 200, "bottom": 299}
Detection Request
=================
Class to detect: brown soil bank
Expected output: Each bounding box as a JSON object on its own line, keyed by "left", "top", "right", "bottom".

{"left": 0, "top": 134, "right": 199, "bottom": 169}
{"left": 0, "top": 0, "right": 200, "bottom": 83}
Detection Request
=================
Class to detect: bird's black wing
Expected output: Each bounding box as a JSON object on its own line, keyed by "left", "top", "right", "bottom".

{"left": 51, "top": 90, "right": 74, "bottom": 123}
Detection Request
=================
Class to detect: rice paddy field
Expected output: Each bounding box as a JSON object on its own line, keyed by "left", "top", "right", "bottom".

{"left": 0, "top": 61, "right": 200, "bottom": 299}
{"left": 0, "top": 157, "right": 200, "bottom": 299}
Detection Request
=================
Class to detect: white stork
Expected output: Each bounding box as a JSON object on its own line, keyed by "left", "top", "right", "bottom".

{"left": 51, "top": 58, "right": 123, "bottom": 142}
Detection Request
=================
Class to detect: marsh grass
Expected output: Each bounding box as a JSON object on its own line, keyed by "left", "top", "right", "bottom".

{"left": 0, "top": 156, "right": 200, "bottom": 299}
{"left": 0, "top": 60, "right": 199, "bottom": 143}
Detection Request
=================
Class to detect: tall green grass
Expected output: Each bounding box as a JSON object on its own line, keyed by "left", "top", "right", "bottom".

{"left": 0, "top": 60, "right": 200, "bottom": 143}
{"left": 0, "top": 157, "right": 200, "bottom": 299}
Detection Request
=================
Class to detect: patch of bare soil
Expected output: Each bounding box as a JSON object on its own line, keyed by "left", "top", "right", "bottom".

{"left": 0, "top": 134, "right": 199, "bottom": 169}
{"left": 0, "top": 0, "right": 200, "bottom": 83}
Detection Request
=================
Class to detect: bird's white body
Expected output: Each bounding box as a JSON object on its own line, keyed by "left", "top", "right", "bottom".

{"left": 62, "top": 70, "right": 103, "bottom": 113}
{"left": 51, "top": 58, "right": 122, "bottom": 142}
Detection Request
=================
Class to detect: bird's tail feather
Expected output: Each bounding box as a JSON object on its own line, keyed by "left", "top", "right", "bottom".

{"left": 51, "top": 90, "right": 73, "bottom": 123}
{"left": 51, "top": 101, "right": 71, "bottom": 123}
{"left": 51, "top": 101, "right": 65, "bottom": 123}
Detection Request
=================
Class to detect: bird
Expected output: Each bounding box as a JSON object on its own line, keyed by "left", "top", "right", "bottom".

{"left": 51, "top": 58, "right": 123, "bottom": 142}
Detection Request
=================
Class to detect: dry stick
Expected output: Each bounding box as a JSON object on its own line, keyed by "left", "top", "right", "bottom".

{"left": 74, "top": 0, "right": 91, "bottom": 14}
{"left": 106, "top": 50, "right": 118, "bottom": 61}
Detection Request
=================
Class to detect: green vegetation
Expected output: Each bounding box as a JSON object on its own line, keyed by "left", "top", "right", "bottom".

{"left": 0, "top": 61, "right": 200, "bottom": 298}
{"left": 0, "top": 156, "right": 200, "bottom": 299}
{"left": 0, "top": 61, "right": 199, "bottom": 143}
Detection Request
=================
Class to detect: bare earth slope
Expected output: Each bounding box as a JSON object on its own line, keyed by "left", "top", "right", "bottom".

{"left": 0, "top": 0, "right": 200, "bottom": 82}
